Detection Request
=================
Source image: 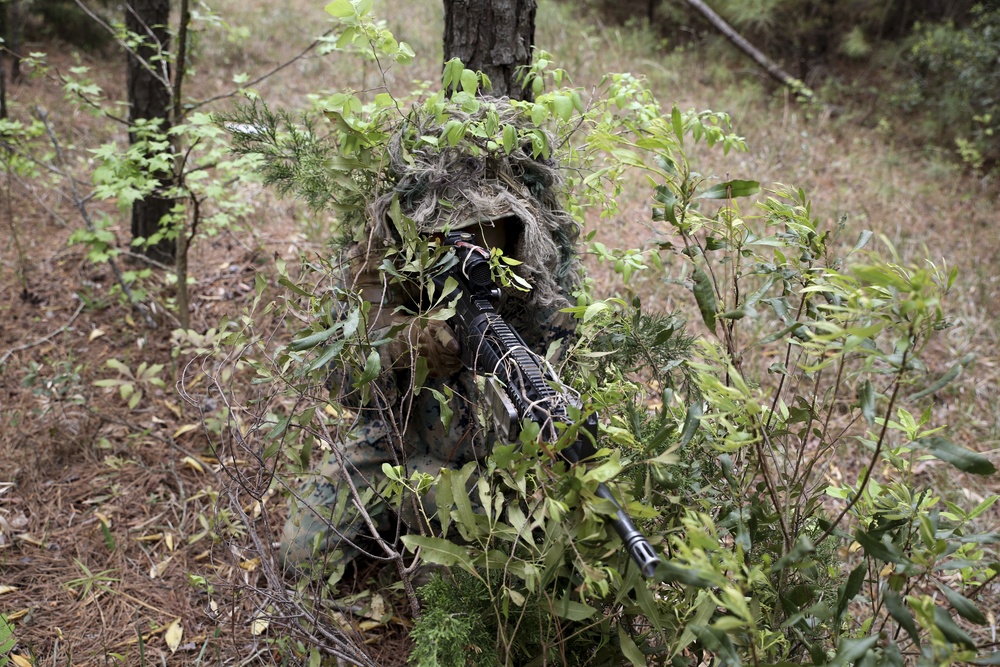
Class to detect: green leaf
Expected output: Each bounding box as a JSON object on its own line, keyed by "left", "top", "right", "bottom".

{"left": 671, "top": 106, "right": 684, "bottom": 142}
{"left": 680, "top": 401, "right": 702, "bottom": 447}
{"left": 0, "top": 613, "right": 16, "bottom": 654}
{"left": 858, "top": 380, "right": 876, "bottom": 427}
{"left": 442, "top": 58, "right": 461, "bottom": 89}
{"left": 430, "top": 387, "right": 454, "bottom": 432}
{"left": 835, "top": 562, "right": 866, "bottom": 625}
{"left": 690, "top": 626, "right": 741, "bottom": 666}
{"left": 307, "top": 339, "right": 346, "bottom": 373}
{"left": 884, "top": 591, "right": 920, "bottom": 647}
{"left": 289, "top": 325, "right": 340, "bottom": 351}
{"left": 459, "top": 68, "right": 478, "bottom": 94}
{"left": 618, "top": 626, "right": 646, "bottom": 667}
{"left": 502, "top": 124, "right": 517, "bottom": 154}
{"left": 852, "top": 265, "right": 911, "bottom": 291}
{"left": 915, "top": 436, "right": 996, "bottom": 475}
{"left": 773, "top": 535, "right": 815, "bottom": 571}
{"left": 352, "top": 349, "right": 382, "bottom": 387}
{"left": 831, "top": 636, "right": 878, "bottom": 667}
{"left": 492, "top": 443, "right": 518, "bottom": 468}
{"left": 400, "top": 535, "right": 475, "bottom": 573}
{"left": 99, "top": 516, "right": 116, "bottom": 551}
{"left": 447, "top": 462, "right": 480, "bottom": 540}
{"left": 968, "top": 495, "right": 999, "bottom": 520}
{"left": 106, "top": 358, "right": 132, "bottom": 376}
{"left": 552, "top": 594, "right": 596, "bottom": 621}
{"left": 658, "top": 562, "right": 716, "bottom": 588}
{"left": 552, "top": 94, "right": 574, "bottom": 122}
{"left": 324, "top": 0, "right": 354, "bottom": 18}
{"left": 583, "top": 301, "right": 609, "bottom": 323}
{"left": 881, "top": 641, "right": 905, "bottom": 667}
{"left": 855, "top": 528, "right": 907, "bottom": 564}
{"left": 698, "top": 179, "right": 760, "bottom": 199}
{"left": 933, "top": 605, "right": 976, "bottom": 649}
{"left": 936, "top": 583, "right": 987, "bottom": 625}
{"left": 583, "top": 454, "right": 621, "bottom": 484}
{"left": 530, "top": 103, "right": 548, "bottom": 126}
{"left": 691, "top": 266, "right": 717, "bottom": 333}
{"left": 907, "top": 358, "right": 967, "bottom": 400}
{"left": 852, "top": 229, "right": 874, "bottom": 253}
{"left": 654, "top": 185, "right": 678, "bottom": 227}
{"left": 673, "top": 593, "right": 715, "bottom": 657}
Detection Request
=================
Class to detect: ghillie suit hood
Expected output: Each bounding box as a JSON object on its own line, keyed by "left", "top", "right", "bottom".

{"left": 368, "top": 98, "right": 582, "bottom": 313}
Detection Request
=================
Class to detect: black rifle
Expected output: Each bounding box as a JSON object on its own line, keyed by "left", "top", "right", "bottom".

{"left": 435, "top": 232, "right": 661, "bottom": 578}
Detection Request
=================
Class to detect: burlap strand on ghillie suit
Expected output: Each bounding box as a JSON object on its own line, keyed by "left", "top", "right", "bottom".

{"left": 368, "top": 99, "right": 582, "bottom": 318}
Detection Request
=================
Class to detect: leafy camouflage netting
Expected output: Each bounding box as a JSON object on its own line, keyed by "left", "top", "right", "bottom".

{"left": 368, "top": 98, "right": 582, "bottom": 311}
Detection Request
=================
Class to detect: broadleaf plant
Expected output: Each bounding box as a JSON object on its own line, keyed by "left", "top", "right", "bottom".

{"left": 208, "top": 5, "right": 997, "bottom": 666}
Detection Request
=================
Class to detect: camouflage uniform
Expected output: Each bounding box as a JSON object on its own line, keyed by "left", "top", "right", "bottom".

{"left": 280, "top": 246, "right": 577, "bottom": 570}
{"left": 280, "top": 101, "right": 581, "bottom": 572}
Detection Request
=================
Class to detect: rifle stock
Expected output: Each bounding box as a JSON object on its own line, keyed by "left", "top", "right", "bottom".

{"left": 437, "top": 232, "right": 661, "bottom": 578}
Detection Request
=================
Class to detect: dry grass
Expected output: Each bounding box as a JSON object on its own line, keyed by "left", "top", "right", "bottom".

{"left": 1, "top": 0, "right": 997, "bottom": 664}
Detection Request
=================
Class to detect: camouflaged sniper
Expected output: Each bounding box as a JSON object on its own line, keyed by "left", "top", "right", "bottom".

{"left": 281, "top": 98, "right": 583, "bottom": 569}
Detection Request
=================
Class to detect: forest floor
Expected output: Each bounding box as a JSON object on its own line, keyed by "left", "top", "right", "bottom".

{"left": 1, "top": 0, "right": 999, "bottom": 665}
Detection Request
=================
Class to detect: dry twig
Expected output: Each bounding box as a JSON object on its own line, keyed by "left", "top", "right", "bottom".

{"left": 0, "top": 299, "right": 86, "bottom": 366}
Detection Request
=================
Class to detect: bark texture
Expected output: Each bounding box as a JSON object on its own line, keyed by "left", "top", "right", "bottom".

{"left": 126, "top": 0, "right": 174, "bottom": 263}
{"left": 443, "top": 0, "right": 536, "bottom": 101}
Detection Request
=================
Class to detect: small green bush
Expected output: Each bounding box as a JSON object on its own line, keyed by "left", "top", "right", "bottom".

{"left": 907, "top": 5, "right": 1000, "bottom": 171}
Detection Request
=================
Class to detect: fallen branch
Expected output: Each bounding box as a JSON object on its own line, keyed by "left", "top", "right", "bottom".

{"left": 0, "top": 299, "right": 86, "bottom": 366}
{"left": 681, "top": 0, "right": 814, "bottom": 97}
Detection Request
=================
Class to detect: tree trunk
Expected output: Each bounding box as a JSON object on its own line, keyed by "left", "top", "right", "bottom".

{"left": 8, "top": 0, "right": 22, "bottom": 83}
{"left": 443, "top": 0, "right": 536, "bottom": 101}
{"left": 126, "top": 0, "right": 174, "bottom": 263}
{"left": 0, "top": 0, "right": 7, "bottom": 119}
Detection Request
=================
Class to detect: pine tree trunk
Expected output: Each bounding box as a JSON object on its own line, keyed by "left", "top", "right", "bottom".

{"left": 8, "top": 0, "right": 22, "bottom": 83}
{"left": 126, "top": 0, "right": 174, "bottom": 263}
{"left": 443, "top": 0, "right": 536, "bottom": 101}
{"left": 0, "top": 0, "right": 7, "bottom": 120}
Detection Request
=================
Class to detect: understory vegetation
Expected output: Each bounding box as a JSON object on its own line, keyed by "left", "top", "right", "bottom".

{"left": 586, "top": 0, "right": 1000, "bottom": 175}
{"left": 0, "top": 0, "right": 997, "bottom": 666}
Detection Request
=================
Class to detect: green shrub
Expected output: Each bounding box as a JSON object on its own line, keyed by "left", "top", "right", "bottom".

{"left": 221, "top": 5, "right": 998, "bottom": 665}
{"left": 907, "top": 5, "right": 1000, "bottom": 171}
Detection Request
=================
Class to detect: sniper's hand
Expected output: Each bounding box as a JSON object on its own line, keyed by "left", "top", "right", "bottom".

{"left": 388, "top": 318, "right": 463, "bottom": 378}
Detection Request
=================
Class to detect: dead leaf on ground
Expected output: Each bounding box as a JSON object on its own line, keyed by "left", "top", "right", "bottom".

{"left": 164, "top": 618, "right": 183, "bottom": 653}
{"left": 181, "top": 456, "right": 205, "bottom": 473}
{"left": 173, "top": 424, "right": 199, "bottom": 439}
{"left": 250, "top": 616, "right": 269, "bottom": 635}
{"left": 238, "top": 557, "right": 261, "bottom": 571}
{"left": 149, "top": 556, "right": 172, "bottom": 579}
{"left": 6, "top": 608, "right": 31, "bottom": 622}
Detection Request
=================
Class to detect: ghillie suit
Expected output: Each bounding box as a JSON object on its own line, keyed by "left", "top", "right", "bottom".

{"left": 281, "top": 98, "right": 583, "bottom": 572}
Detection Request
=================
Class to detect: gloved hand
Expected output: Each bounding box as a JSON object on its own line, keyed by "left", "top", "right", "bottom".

{"left": 388, "top": 317, "right": 464, "bottom": 378}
